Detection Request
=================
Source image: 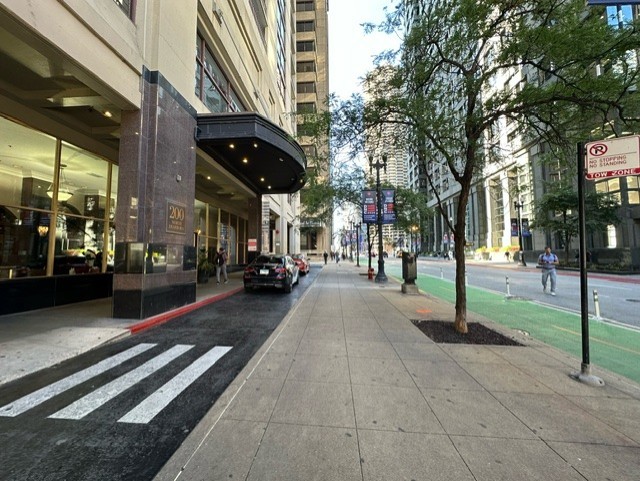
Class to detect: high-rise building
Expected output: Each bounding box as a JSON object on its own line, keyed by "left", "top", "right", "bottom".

{"left": 295, "top": 0, "right": 331, "bottom": 255}
{"left": 0, "top": 0, "right": 307, "bottom": 317}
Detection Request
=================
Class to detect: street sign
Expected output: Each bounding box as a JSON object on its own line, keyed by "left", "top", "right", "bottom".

{"left": 585, "top": 135, "right": 640, "bottom": 180}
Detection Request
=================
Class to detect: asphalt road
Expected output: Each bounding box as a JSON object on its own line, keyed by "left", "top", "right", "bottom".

{"left": 386, "top": 257, "right": 640, "bottom": 329}
{"left": 0, "top": 268, "right": 318, "bottom": 481}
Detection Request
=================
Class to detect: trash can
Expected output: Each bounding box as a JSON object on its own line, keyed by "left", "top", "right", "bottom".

{"left": 402, "top": 252, "right": 417, "bottom": 284}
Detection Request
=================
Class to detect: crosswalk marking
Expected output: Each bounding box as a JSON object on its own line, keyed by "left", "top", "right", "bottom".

{"left": 118, "top": 345, "right": 232, "bottom": 424}
{"left": 0, "top": 343, "right": 157, "bottom": 418}
{"left": 48, "top": 345, "right": 194, "bottom": 420}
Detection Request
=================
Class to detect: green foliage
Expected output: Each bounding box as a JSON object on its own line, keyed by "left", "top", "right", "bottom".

{"left": 328, "top": 0, "right": 640, "bottom": 330}
{"left": 530, "top": 181, "right": 620, "bottom": 263}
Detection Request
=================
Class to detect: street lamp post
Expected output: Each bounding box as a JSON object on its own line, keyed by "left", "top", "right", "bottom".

{"left": 355, "top": 222, "right": 361, "bottom": 267}
{"left": 514, "top": 200, "right": 527, "bottom": 266}
{"left": 349, "top": 220, "right": 354, "bottom": 262}
{"left": 369, "top": 154, "right": 388, "bottom": 283}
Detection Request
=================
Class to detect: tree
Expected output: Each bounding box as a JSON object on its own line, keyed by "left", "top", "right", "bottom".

{"left": 333, "top": 0, "right": 640, "bottom": 333}
{"left": 530, "top": 181, "right": 620, "bottom": 264}
{"left": 394, "top": 187, "right": 433, "bottom": 252}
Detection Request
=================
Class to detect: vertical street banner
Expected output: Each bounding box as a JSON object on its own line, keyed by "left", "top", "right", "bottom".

{"left": 381, "top": 189, "right": 396, "bottom": 224}
{"left": 362, "top": 190, "right": 377, "bottom": 223}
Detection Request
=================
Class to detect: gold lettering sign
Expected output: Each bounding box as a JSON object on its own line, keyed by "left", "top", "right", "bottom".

{"left": 167, "top": 200, "right": 186, "bottom": 234}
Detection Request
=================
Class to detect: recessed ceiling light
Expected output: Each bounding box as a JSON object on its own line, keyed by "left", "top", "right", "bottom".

{"left": 260, "top": 177, "right": 265, "bottom": 182}
{"left": 253, "top": 143, "right": 258, "bottom": 148}
{"left": 229, "top": 143, "right": 235, "bottom": 149}
{"left": 103, "top": 110, "right": 113, "bottom": 118}
{"left": 268, "top": 185, "right": 271, "bottom": 189}
{"left": 242, "top": 158, "right": 248, "bottom": 163}
{"left": 207, "top": 176, "right": 211, "bottom": 180}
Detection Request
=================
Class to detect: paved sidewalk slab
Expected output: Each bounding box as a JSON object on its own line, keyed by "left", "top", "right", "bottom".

{"left": 154, "top": 263, "right": 640, "bottom": 481}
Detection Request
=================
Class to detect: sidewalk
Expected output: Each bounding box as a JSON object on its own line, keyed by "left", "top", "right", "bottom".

{"left": 0, "top": 272, "right": 244, "bottom": 386}
{"left": 154, "top": 262, "right": 640, "bottom": 481}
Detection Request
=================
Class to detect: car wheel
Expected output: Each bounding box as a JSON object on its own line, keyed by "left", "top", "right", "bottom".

{"left": 284, "top": 277, "right": 292, "bottom": 293}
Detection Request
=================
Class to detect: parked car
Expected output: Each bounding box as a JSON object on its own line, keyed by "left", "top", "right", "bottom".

{"left": 243, "top": 254, "right": 299, "bottom": 293}
{"left": 291, "top": 253, "right": 310, "bottom": 275}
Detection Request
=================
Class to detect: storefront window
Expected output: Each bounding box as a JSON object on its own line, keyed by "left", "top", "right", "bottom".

{"left": 0, "top": 116, "right": 116, "bottom": 278}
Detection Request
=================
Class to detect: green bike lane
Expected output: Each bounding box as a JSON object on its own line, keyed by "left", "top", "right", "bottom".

{"left": 386, "top": 265, "right": 640, "bottom": 385}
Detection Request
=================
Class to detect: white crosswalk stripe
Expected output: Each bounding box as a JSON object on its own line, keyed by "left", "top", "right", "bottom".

{"left": 49, "top": 345, "right": 194, "bottom": 420}
{"left": 118, "top": 345, "right": 232, "bottom": 424}
{"left": 0, "top": 343, "right": 157, "bottom": 417}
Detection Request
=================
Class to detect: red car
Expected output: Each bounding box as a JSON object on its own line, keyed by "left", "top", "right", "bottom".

{"left": 291, "top": 253, "right": 310, "bottom": 275}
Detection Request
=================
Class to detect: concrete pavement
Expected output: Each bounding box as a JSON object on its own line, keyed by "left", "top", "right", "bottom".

{"left": 155, "top": 262, "right": 640, "bottom": 481}
{"left": 1, "top": 262, "right": 639, "bottom": 480}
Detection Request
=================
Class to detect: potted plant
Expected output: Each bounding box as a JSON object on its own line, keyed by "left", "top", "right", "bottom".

{"left": 197, "top": 247, "right": 214, "bottom": 284}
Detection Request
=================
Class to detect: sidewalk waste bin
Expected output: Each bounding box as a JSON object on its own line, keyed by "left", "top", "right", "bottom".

{"left": 402, "top": 252, "right": 417, "bottom": 284}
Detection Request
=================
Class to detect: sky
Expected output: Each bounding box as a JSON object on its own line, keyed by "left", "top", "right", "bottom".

{"left": 328, "top": 0, "right": 401, "bottom": 100}
{"left": 327, "top": 1, "right": 401, "bottom": 243}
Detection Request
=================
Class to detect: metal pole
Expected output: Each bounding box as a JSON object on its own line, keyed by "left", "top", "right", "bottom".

{"left": 371, "top": 155, "right": 387, "bottom": 283}
{"left": 356, "top": 223, "right": 360, "bottom": 267}
{"left": 506, "top": 276, "right": 511, "bottom": 297}
{"left": 514, "top": 201, "right": 527, "bottom": 266}
{"left": 574, "top": 141, "right": 603, "bottom": 386}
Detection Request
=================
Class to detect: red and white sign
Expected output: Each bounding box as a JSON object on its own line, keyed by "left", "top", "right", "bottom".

{"left": 585, "top": 135, "right": 640, "bottom": 180}
{"left": 248, "top": 238, "right": 257, "bottom": 252}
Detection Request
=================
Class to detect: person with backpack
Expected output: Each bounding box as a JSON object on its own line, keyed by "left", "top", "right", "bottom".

{"left": 538, "top": 246, "right": 559, "bottom": 296}
{"left": 215, "top": 247, "right": 228, "bottom": 284}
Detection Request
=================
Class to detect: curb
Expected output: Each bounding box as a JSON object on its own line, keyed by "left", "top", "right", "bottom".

{"left": 128, "top": 287, "right": 244, "bottom": 334}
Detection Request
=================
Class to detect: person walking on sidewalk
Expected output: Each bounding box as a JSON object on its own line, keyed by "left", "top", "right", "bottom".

{"left": 538, "top": 246, "right": 559, "bottom": 295}
{"left": 214, "top": 247, "right": 228, "bottom": 284}
{"left": 323, "top": 251, "right": 328, "bottom": 265}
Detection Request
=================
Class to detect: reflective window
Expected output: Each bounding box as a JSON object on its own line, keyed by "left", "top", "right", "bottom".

{"left": 0, "top": 116, "right": 116, "bottom": 278}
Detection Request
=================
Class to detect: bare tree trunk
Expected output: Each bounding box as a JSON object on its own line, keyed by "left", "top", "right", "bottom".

{"left": 454, "top": 231, "right": 468, "bottom": 334}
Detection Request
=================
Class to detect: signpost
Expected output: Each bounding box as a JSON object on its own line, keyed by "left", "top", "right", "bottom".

{"left": 575, "top": 134, "right": 640, "bottom": 386}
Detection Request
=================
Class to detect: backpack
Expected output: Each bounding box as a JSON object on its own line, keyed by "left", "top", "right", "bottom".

{"left": 216, "top": 252, "right": 225, "bottom": 266}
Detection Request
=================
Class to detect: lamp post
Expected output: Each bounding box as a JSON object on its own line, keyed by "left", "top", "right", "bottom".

{"left": 514, "top": 199, "right": 527, "bottom": 266}
{"left": 355, "top": 222, "right": 361, "bottom": 267}
{"left": 349, "top": 220, "right": 354, "bottom": 262}
{"left": 369, "top": 154, "right": 388, "bottom": 283}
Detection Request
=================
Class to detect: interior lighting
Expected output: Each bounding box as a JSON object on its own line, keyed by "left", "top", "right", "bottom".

{"left": 242, "top": 158, "right": 248, "bottom": 164}
{"left": 46, "top": 164, "right": 73, "bottom": 202}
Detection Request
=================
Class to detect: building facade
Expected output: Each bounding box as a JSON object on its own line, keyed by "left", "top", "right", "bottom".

{"left": 295, "top": 0, "right": 331, "bottom": 256}
{"left": 0, "top": 0, "right": 306, "bottom": 317}
{"left": 403, "top": 0, "right": 640, "bottom": 265}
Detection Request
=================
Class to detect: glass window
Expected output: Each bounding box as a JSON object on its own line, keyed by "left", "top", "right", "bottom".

{"left": 296, "top": 1, "right": 314, "bottom": 12}
{"left": 0, "top": 116, "right": 115, "bottom": 277}
{"left": 297, "top": 82, "right": 316, "bottom": 93}
{"left": 297, "top": 21, "right": 315, "bottom": 32}
{"left": 297, "top": 61, "right": 315, "bottom": 73}
{"left": 627, "top": 176, "right": 639, "bottom": 189}
{"left": 297, "top": 102, "right": 316, "bottom": 113}
{"left": 203, "top": 75, "right": 226, "bottom": 113}
{"left": 296, "top": 41, "right": 315, "bottom": 52}
{"left": 628, "top": 191, "right": 639, "bottom": 204}
{"left": 113, "top": 0, "right": 133, "bottom": 18}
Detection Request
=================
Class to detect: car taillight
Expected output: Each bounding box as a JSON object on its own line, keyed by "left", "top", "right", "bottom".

{"left": 244, "top": 267, "right": 255, "bottom": 274}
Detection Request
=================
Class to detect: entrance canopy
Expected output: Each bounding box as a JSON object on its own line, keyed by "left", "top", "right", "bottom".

{"left": 196, "top": 113, "right": 306, "bottom": 195}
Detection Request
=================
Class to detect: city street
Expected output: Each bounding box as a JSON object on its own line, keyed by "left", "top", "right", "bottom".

{"left": 383, "top": 256, "right": 640, "bottom": 329}
{"left": 0, "top": 270, "right": 318, "bottom": 481}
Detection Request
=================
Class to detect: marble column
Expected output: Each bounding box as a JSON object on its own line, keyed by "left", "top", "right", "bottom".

{"left": 112, "top": 69, "right": 197, "bottom": 319}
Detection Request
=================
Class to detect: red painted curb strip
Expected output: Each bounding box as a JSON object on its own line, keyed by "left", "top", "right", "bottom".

{"left": 129, "top": 287, "right": 244, "bottom": 334}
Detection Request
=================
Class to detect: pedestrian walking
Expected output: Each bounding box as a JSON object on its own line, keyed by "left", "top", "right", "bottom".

{"left": 335, "top": 251, "right": 340, "bottom": 264}
{"left": 538, "top": 246, "right": 559, "bottom": 295}
{"left": 214, "top": 247, "right": 228, "bottom": 284}
{"left": 323, "top": 251, "right": 328, "bottom": 265}
{"left": 504, "top": 251, "right": 510, "bottom": 262}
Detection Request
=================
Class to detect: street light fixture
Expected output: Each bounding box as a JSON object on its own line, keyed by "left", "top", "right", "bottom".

{"left": 355, "top": 222, "right": 361, "bottom": 267}
{"left": 369, "top": 154, "right": 388, "bottom": 283}
{"left": 513, "top": 199, "right": 527, "bottom": 266}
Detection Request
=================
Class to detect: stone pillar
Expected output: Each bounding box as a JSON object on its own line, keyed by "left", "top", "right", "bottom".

{"left": 247, "top": 196, "right": 262, "bottom": 263}
{"left": 113, "top": 69, "right": 197, "bottom": 319}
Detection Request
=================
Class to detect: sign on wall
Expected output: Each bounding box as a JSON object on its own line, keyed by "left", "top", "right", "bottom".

{"left": 166, "top": 200, "right": 186, "bottom": 234}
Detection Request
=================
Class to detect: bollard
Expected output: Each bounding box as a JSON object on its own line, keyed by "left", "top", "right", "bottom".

{"left": 593, "top": 289, "right": 601, "bottom": 319}
{"left": 465, "top": 274, "right": 468, "bottom": 286}
{"left": 440, "top": 268, "right": 443, "bottom": 279}
{"left": 506, "top": 276, "right": 511, "bottom": 297}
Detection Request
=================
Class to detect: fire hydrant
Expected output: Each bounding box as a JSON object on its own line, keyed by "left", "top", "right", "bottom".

{"left": 368, "top": 268, "right": 374, "bottom": 280}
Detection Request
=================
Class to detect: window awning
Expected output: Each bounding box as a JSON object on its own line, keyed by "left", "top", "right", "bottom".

{"left": 196, "top": 113, "right": 306, "bottom": 195}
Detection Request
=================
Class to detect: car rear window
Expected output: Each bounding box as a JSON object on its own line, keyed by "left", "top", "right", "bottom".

{"left": 256, "top": 255, "right": 282, "bottom": 264}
